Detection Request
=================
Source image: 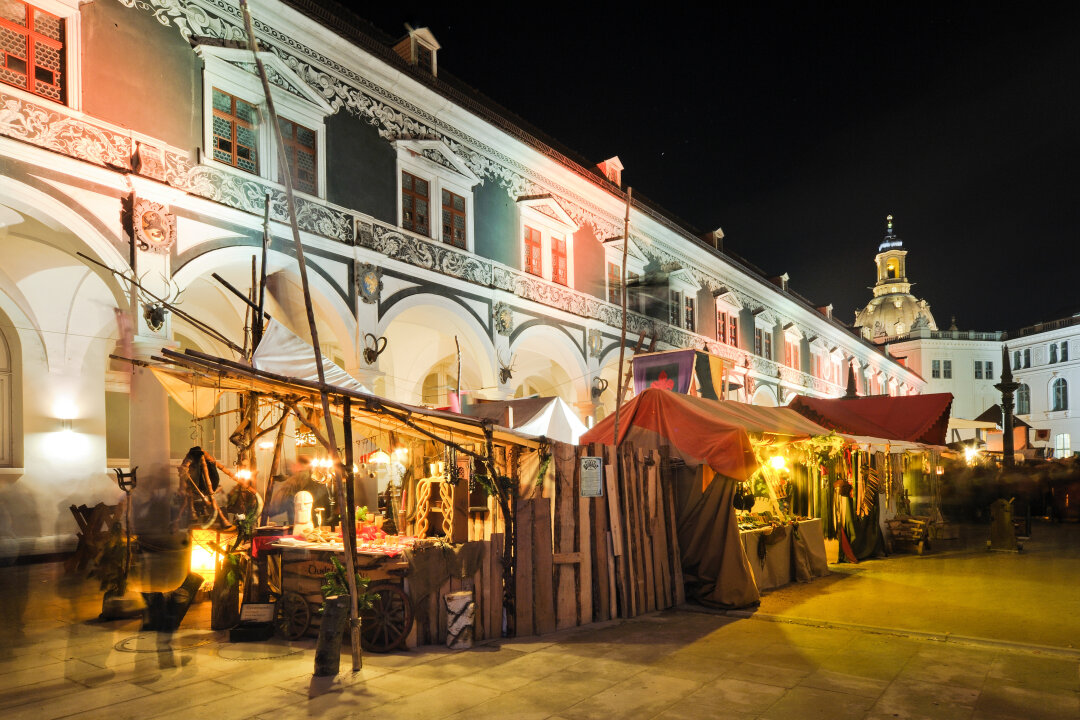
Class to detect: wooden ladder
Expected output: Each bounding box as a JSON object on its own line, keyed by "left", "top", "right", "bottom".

{"left": 616, "top": 331, "right": 657, "bottom": 407}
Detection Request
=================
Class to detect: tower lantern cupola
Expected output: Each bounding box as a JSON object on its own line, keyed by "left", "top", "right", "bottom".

{"left": 854, "top": 214, "right": 938, "bottom": 342}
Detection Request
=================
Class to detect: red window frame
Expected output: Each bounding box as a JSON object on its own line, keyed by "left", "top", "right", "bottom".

{"left": 551, "top": 235, "right": 567, "bottom": 285}
{"left": 607, "top": 262, "right": 620, "bottom": 304}
{"left": 524, "top": 225, "right": 543, "bottom": 276}
{"left": 212, "top": 88, "right": 259, "bottom": 174}
{"left": 401, "top": 171, "right": 430, "bottom": 236}
{"left": 441, "top": 188, "right": 467, "bottom": 248}
{"left": 278, "top": 117, "right": 317, "bottom": 195}
{"left": 0, "top": 1, "right": 64, "bottom": 103}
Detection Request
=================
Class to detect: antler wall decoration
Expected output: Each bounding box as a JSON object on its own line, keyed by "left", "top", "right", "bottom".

{"left": 591, "top": 377, "right": 609, "bottom": 401}
{"left": 137, "top": 271, "right": 184, "bottom": 332}
{"left": 498, "top": 349, "right": 516, "bottom": 384}
{"left": 363, "top": 333, "right": 388, "bottom": 365}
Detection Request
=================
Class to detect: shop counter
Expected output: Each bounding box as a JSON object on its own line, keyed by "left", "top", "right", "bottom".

{"left": 740, "top": 518, "right": 829, "bottom": 592}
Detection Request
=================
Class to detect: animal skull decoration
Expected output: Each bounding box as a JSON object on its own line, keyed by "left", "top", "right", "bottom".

{"left": 591, "top": 377, "right": 609, "bottom": 401}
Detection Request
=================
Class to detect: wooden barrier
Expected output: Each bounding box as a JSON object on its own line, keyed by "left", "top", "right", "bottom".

{"left": 512, "top": 441, "right": 684, "bottom": 636}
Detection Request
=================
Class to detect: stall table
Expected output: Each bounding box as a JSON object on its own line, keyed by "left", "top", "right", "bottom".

{"left": 262, "top": 537, "right": 415, "bottom": 652}
{"left": 740, "top": 518, "right": 828, "bottom": 592}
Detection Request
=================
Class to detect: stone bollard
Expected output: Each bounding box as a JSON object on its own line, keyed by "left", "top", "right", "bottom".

{"left": 445, "top": 591, "right": 475, "bottom": 650}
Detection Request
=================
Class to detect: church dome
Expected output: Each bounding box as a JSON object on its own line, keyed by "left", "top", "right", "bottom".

{"left": 853, "top": 215, "right": 937, "bottom": 341}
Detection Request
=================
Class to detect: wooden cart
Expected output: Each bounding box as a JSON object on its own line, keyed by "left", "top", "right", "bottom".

{"left": 266, "top": 544, "right": 414, "bottom": 652}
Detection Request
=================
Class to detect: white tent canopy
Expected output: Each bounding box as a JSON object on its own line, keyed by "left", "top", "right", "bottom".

{"left": 512, "top": 397, "right": 590, "bottom": 445}
{"left": 251, "top": 319, "right": 370, "bottom": 394}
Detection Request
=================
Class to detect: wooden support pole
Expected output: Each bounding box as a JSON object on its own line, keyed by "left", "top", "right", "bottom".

{"left": 239, "top": 0, "right": 361, "bottom": 672}
{"left": 612, "top": 187, "right": 632, "bottom": 444}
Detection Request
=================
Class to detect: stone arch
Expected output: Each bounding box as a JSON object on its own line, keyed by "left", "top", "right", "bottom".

{"left": 173, "top": 246, "right": 359, "bottom": 368}
{"left": 752, "top": 384, "right": 778, "bottom": 407}
{"left": 376, "top": 294, "right": 497, "bottom": 404}
{"left": 509, "top": 323, "right": 590, "bottom": 407}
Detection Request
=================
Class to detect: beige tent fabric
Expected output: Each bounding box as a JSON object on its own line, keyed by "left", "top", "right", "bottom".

{"left": 675, "top": 466, "right": 760, "bottom": 608}
{"left": 151, "top": 368, "right": 223, "bottom": 418}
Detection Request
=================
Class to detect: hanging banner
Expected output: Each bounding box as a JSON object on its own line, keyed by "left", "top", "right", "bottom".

{"left": 632, "top": 350, "right": 694, "bottom": 394}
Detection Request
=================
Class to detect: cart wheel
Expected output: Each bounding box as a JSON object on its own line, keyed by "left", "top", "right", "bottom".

{"left": 275, "top": 591, "right": 311, "bottom": 640}
{"left": 360, "top": 583, "right": 413, "bottom": 652}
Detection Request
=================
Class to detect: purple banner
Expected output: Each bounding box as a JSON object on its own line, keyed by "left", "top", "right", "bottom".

{"left": 633, "top": 350, "right": 695, "bottom": 395}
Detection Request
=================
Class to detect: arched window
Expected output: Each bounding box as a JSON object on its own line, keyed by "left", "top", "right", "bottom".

{"left": 1052, "top": 378, "right": 1068, "bottom": 412}
{"left": 1016, "top": 384, "right": 1030, "bottom": 415}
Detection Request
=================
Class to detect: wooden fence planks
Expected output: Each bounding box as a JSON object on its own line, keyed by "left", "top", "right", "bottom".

{"left": 553, "top": 448, "right": 578, "bottom": 631}
{"left": 514, "top": 500, "right": 535, "bottom": 637}
{"left": 532, "top": 496, "right": 556, "bottom": 635}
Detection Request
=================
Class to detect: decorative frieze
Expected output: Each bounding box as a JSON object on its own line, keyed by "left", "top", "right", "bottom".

{"left": 0, "top": 92, "right": 133, "bottom": 169}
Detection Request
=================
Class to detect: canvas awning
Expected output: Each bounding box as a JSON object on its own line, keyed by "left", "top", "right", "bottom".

{"left": 142, "top": 347, "right": 538, "bottom": 449}
{"left": 787, "top": 393, "right": 953, "bottom": 445}
{"left": 580, "top": 389, "right": 761, "bottom": 482}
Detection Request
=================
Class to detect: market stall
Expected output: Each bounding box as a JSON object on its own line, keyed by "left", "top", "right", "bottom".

{"left": 788, "top": 393, "right": 954, "bottom": 560}
{"left": 579, "top": 388, "right": 836, "bottom": 608}
{"left": 119, "top": 338, "right": 541, "bottom": 652}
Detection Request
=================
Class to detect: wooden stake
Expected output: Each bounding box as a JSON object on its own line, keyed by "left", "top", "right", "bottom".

{"left": 612, "top": 188, "right": 632, "bottom": 444}
{"left": 239, "top": 0, "right": 361, "bottom": 672}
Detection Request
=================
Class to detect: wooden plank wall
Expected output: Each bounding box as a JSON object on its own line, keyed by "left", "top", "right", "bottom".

{"left": 512, "top": 441, "right": 684, "bottom": 637}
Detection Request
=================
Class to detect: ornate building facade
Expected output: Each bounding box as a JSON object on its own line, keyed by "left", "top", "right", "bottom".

{"left": 0, "top": 0, "right": 924, "bottom": 554}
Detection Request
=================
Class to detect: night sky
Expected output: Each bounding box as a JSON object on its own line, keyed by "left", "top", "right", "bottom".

{"left": 348, "top": 2, "right": 1080, "bottom": 332}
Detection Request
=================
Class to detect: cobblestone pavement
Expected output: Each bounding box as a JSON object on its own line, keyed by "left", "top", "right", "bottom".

{"left": 0, "top": 522, "right": 1076, "bottom": 719}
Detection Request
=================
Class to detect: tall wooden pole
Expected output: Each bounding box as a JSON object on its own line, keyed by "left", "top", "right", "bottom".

{"left": 612, "top": 188, "right": 632, "bottom": 445}
{"left": 239, "top": 0, "right": 362, "bottom": 672}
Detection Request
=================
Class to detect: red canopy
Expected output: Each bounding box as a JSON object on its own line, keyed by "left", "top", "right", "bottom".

{"left": 787, "top": 393, "right": 953, "bottom": 445}
{"left": 580, "top": 388, "right": 759, "bottom": 481}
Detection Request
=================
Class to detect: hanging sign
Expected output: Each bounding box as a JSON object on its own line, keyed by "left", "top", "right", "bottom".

{"left": 580, "top": 456, "right": 604, "bottom": 497}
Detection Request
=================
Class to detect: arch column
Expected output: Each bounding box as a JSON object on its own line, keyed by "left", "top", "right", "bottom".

{"left": 127, "top": 250, "right": 174, "bottom": 506}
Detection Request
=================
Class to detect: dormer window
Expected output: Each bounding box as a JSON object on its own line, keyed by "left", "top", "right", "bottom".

{"left": 596, "top": 156, "right": 624, "bottom": 186}
{"left": 393, "top": 26, "right": 440, "bottom": 76}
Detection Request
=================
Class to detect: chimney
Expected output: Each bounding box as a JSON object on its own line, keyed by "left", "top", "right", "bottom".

{"left": 817, "top": 304, "right": 833, "bottom": 320}
{"left": 393, "top": 25, "right": 441, "bottom": 76}
{"left": 596, "top": 156, "right": 623, "bottom": 187}
{"left": 701, "top": 227, "right": 724, "bottom": 251}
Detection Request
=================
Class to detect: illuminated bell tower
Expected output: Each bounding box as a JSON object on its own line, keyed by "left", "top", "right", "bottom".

{"left": 853, "top": 215, "right": 938, "bottom": 342}
{"left": 874, "top": 215, "right": 908, "bottom": 291}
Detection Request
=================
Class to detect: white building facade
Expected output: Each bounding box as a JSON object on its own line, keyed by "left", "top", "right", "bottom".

{"left": 1009, "top": 316, "right": 1080, "bottom": 458}
{"left": 0, "top": 0, "right": 925, "bottom": 555}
